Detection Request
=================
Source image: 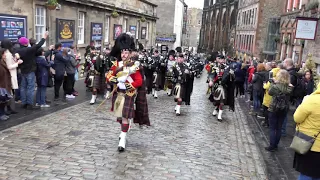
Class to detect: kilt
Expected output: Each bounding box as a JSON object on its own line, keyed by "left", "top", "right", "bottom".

{"left": 134, "top": 80, "right": 150, "bottom": 126}
{"left": 111, "top": 91, "right": 136, "bottom": 119}
{"left": 165, "top": 79, "right": 173, "bottom": 89}
{"left": 173, "top": 83, "right": 186, "bottom": 102}
{"left": 155, "top": 72, "right": 165, "bottom": 90}
{"left": 93, "top": 74, "right": 106, "bottom": 91}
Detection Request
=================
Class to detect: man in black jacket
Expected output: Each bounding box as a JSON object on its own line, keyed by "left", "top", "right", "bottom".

{"left": 53, "top": 43, "right": 70, "bottom": 101}
{"left": 16, "top": 32, "right": 48, "bottom": 110}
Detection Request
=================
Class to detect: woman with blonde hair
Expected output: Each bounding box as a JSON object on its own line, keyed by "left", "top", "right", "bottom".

{"left": 265, "top": 69, "right": 293, "bottom": 152}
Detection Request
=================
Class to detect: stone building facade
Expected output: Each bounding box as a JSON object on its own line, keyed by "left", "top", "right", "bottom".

{"left": 0, "top": 0, "right": 157, "bottom": 54}
{"left": 150, "top": 0, "right": 187, "bottom": 50}
{"left": 235, "top": 0, "right": 284, "bottom": 61}
{"left": 198, "top": 0, "right": 238, "bottom": 55}
{"left": 184, "top": 8, "right": 203, "bottom": 53}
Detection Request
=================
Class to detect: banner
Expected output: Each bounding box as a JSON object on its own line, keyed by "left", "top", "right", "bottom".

{"left": 56, "top": 18, "right": 75, "bottom": 46}
{"left": 295, "top": 17, "right": 318, "bottom": 40}
{"left": 141, "top": 27, "right": 146, "bottom": 39}
{"left": 129, "top": 26, "right": 136, "bottom": 39}
{"left": 0, "top": 14, "right": 27, "bottom": 41}
{"left": 114, "top": 24, "right": 122, "bottom": 40}
{"left": 91, "top": 22, "right": 103, "bottom": 50}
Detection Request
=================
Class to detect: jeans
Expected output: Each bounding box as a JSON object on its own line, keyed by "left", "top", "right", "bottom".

{"left": 235, "top": 81, "right": 245, "bottom": 97}
{"left": 299, "top": 174, "right": 320, "bottom": 180}
{"left": 54, "top": 75, "right": 64, "bottom": 99}
{"left": 282, "top": 115, "right": 288, "bottom": 135}
{"left": 36, "top": 86, "right": 47, "bottom": 105}
{"left": 63, "top": 74, "right": 75, "bottom": 95}
{"left": 15, "top": 73, "right": 22, "bottom": 101}
{"left": 0, "top": 106, "right": 4, "bottom": 116}
{"left": 253, "top": 90, "right": 262, "bottom": 113}
{"left": 20, "top": 72, "right": 36, "bottom": 105}
{"left": 269, "top": 111, "right": 287, "bottom": 148}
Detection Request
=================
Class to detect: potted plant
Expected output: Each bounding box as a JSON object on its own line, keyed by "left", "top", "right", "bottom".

{"left": 140, "top": 16, "right": 146, "bottom": 22}
{"left": 274, "top": 36, "right": 280, "bottom": 43}
{"left": 46, "top": 0, "right": 58, "bottom": 10}
{"left": 307, "top": 0, "right": 319, "bottom": 13}
{"left": 111, "top": 9, "right": 119, "bottom": 18}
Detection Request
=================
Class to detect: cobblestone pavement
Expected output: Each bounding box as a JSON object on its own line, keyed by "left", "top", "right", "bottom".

{"left": 0, "top": 76, "right": 267, "bottom": 180}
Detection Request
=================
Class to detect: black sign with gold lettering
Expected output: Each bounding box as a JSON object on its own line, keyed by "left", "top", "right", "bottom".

{"left": 56, "top": 18, "right": 75, "bottom": 42}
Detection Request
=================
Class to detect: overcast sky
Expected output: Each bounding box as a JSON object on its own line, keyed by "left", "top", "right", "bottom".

{"left": 185, "top": 0, "right": 204, "bottom": 9}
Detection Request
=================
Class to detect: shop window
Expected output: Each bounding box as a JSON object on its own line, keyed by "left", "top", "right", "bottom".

{"left": 105, "top": 16, "right": 110, "bottom": 43}
{"left": 35, "top": 6, "right": 46, "bottom": 46}
{"left": 78, "top": 12, "right": 85, "bottom": 44}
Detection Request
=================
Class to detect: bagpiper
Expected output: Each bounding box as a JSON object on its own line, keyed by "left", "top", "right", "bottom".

{"left": 165, "top": 50, "right": 176, "bottom": 96}
{"left": 103, "top": 48, "right": 115, "bottom": 99}
{"left": 208, "top": 54, "right": 235, "bottom": 121}
{"left": 153, "top": 50, "right": 166, "bottom": 99}
{"left": 172, "top": 53, "right": 192, "bottom": 116}
{"left": 106, "top": 33, "right": 147, "bottom": 152}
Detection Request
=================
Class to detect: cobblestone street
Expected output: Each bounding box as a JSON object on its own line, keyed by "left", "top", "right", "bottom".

{"left": 0, "top": 76, "right": 267, "bottom": 180}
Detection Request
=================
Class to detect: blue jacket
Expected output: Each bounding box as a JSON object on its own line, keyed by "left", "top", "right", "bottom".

{"left": 235, "top": 63, "right": 245, "bottom": 82}
{"left": 53, "top": 50, "right": 70, "bottom": 77}
{"left": 36, "top": 56, "right": 51, "bottom": 87}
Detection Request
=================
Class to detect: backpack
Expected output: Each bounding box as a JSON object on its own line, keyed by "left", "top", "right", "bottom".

{"left": 292, "top": 74, "right": 307, "bottom": 98}
{"left": 273, "top": 93, "right": 289, "bottom": 112}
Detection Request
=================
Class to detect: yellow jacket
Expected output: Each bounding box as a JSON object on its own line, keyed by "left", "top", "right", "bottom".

{"left": 262, "top": 68, "right": 280, "bottom": 108}
{"left": 294, "top": 83, "right": 320, "bottom": 152}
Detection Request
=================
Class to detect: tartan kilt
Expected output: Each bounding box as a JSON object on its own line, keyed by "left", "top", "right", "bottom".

{"left": 172, "top": 83, "right": 186, "bottom": 102}
{"left": 155, "top": 72, "right": 165, "bottom": 90}
{"left": 111, "top": 92, "right": 136, "bottom": 119}
{"left": 93, "top": 74, "right": 106, "bottom": 91}
{"left": 134, "top": 81, "right": 150, "bottom": 126}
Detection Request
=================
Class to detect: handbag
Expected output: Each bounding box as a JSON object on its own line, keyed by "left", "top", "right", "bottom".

{"left": 290, "top": 125, "right": 320, "bottom": 155}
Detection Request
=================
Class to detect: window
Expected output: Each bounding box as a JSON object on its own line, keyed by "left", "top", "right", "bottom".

{"left": 78, "top": 12, "right": 85, "bottom": 44}
{"left": 105, "top": 16, "right": 110, "bottom": 43}
{"left": 35, "top": 6, "right": 46, "bottom": 46}
{"left": 123, "top": 19, "right": 127, "bottom": 33}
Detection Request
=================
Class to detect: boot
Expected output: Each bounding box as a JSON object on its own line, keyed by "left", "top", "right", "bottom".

{"left": 167, "top": 89, "right": 172, "bottom": 96}
{"left": 105, "top": 91, "right": 110, "bottom": 99}
{"left": 212, "top": 109, "right": 218, "bottom": 116}
{"left": 90, "top": 95, "right": 97, "bottom": 105}
{"left": 174, "top": 105, "right": 178, "bottom": 112}
{"left": 176, "top": 105, "right": 181, "bottom": 116}
{"left": 118, "top": 132, "right": 127, "bottom": 152}
{"left": 218, "top": 110, "right": 223, "bottom": 122}
{"left": 154, "top": 91, "right": 158, "bottom": 99}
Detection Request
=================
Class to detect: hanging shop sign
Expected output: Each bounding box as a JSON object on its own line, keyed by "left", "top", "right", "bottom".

{"left": 0, "top": 14, "right": 27, "bottom": 41}
{"left": 129, "top": 26, "right": 136, "bottom": 39}
{"left": 114, "top": 24, "right": 122, "bottom": 40}
{"left": 56, "top": 18, "right": 75, "bottom": 47}
{"left": 295, "top": 17, "right": 319, "bottom": 40}
{"left": 141, "top": 27, "right": 146, "bottom": 39}
{"left": 91, "top": 22, "right": 103, "bottom": 50}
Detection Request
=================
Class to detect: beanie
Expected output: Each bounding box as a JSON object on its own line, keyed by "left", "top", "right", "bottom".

{"left": 19, "top": 37, "right": 29, "bottom": 46}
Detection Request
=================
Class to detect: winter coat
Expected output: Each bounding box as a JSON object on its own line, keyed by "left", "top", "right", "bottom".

{"left": 235, "top": 64, "right": 246, "bottom": 83}
{"left": 263, "top": 68, "right": 280, "bottom": 108}
{"left": 252, "top": 71, "right": 265, "bottom": 93}
{"left": 302, "top": 78, "right": 315, "bottom": 95}
{"left": 268, "top": 82, "right": 293, "bottom": 112}
{"left": 36, "top": 56, "right": 51, "bottom": 87}
{"left": 65, "top": 55, "right": 79, "bottom": 75}
{"left": 4, "top": 50, "right": 19, "bottom": 89}
{"left": 0, "top": 60, "right": 12, "bottom": 93}
{"left": 53, "top": 50, "right": 70, "bottom": 78}
{"left": 294, "top": 83, "right": 320, "bottom": 152}
{"left": 247, "top": 66, "right": 255, "bottom": 83}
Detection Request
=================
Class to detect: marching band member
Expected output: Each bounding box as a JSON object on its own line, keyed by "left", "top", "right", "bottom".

{"left": 172, "top": 53, "right": 191, "bottom": 116}
{"left": 103, "top": 48, "right": 114, "bottom": 99}
{"left": 209, "top": 54, "right": 235, "bottom": 121}
{"left": 165, "top": 50, "right": 176, "bottom": 96}
{"left": 106, "top": 33, "right": 144, "bottom": 152}
{"left": 154, "top": 51, "right": 166, "bottom": 99}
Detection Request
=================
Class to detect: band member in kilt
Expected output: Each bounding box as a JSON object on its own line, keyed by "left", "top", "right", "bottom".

{"left": 172, "top": 54, "right": 191, "bottom": 116}
{"left": 106, "top": 33, "right": 144, "bottom": 152}
{"left": 209, "top": 55, "right": 235, "bottom": 121}
{"left": 151, "top": 50, "right": 160, "bottom": 98}
{"left": 103, "top": 48, "right": 115, "bottom": 99}
{"left": 153, "top": 51, "right": 166, "bottom": 99}
{"left": 165, "top": 50, "right": 176, "bottom": 96}
{"left": 144, "top": 52, "right": 156, "bottom": 94}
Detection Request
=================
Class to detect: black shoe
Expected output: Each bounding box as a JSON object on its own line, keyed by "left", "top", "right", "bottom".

{"left": 118, "top": 147, "right": 125, "bottom": 152}
{"left": 26, "top": 105, "right": 41, "bottom": 110}
{"left": 217, "top": 118, "right": 223, "bottom": 122}
{"left": 265, "top": 146, "right": 276, "bottom": 152}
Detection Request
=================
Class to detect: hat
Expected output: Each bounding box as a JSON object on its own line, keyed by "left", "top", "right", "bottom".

{"left": 175, "top": 47, "right": 182, "bottom": 53}
{"left": 110, "top": 33, "right": 135, "bottom": 60}
{"left": 19, "top": 37, "right": 29, "bottom": 46}
{"left": 218, "top": 55, "right": 225, "bottom": 59}
{"left": 168, "top": 50, "right": 176, "bottom": 57}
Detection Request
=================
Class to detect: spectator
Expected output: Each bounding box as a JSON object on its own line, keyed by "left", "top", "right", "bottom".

{"left": 265, "top": 70, "right": 293, "bottom": 152}
{"left": 293, "top": 83, "right": 320, "bottom": 179}
{"left": 250, "top": 63, "right": 266, "bottom": 116}
{"left": 35, "top": 48, "right": 52, "bottom": 108}
{"left": 1, "top": 39, "right": 23, "bottom": 115}
{"left": 53, "top": 43, "right": 70, "bottom": 101}
{"left": 261, "top": 68, "right": 280, "bottom": 127}
{"left": 235, "top": 62, "right": 245, "bottom": 98}
{"left": 15, "top": 32, "right": 48, "bottom": 110}
{"left": 0, "top": 48, "right": 13, "bottom": 121}
{"left": 303, "top": 70, "right": 315, "bottom": 96}
{"left": 63, "top": 48, "right": 79, "bottom": 99}
{"left": 29, "top": 38, "right": 37, "bottom": 47}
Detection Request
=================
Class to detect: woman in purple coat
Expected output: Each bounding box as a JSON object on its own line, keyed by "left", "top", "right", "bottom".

{"left": 35, "top": 48, "right": 52, "bottom": 108}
